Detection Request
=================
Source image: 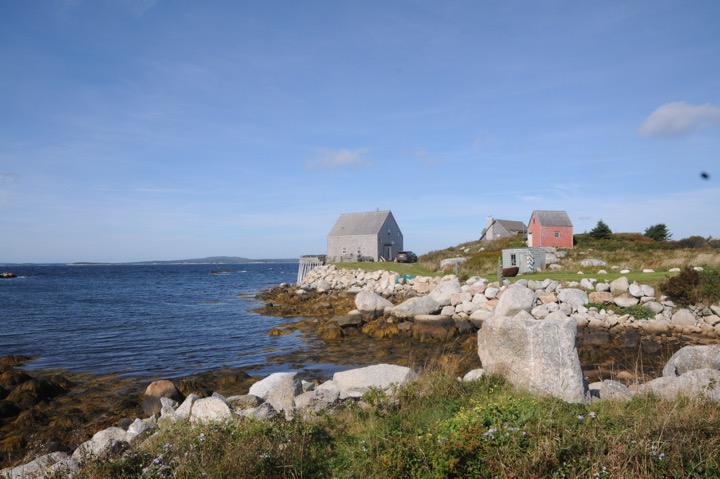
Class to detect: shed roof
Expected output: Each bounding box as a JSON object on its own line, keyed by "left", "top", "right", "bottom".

{"left": 495, "top": 219, "right": 527, "bottom": 232}
{"left": 532, "top": 210, "right": 573, "bottom": 227}
{"left": 328, "top": 210, "right": 394, "bottom": 236}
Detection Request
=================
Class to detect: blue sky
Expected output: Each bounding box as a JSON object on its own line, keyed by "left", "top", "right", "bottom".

{"left": 1, "top": 1, "right": 719, "bottom": 263}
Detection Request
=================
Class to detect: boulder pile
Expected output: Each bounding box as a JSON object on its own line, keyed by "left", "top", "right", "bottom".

{"left": 1, "top": 364, "right": 416, "bottom": 478}
{"left": 298, "top": 265, "right": 720, "bottom": 345}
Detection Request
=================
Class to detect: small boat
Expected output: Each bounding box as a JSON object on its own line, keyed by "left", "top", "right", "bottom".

{"left": 0, "top": 272, "right": 17, "bottom": 279}
{"left": 501, "top": 266, "right": 519, "bottom": 277}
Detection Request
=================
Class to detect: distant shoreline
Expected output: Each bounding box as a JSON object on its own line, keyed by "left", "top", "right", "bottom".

{"left": 0, "top": 257, "right": 300, "bottom": 267}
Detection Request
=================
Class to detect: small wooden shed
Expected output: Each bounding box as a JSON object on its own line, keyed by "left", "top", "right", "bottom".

{"left": 502, "top": 247, "right": 547, "bottom": 274}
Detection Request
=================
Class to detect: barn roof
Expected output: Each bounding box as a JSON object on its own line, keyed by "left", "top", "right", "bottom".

{"left": 328, "top": 210, "right": 394, "bottom": 236}
{"left": 532, "top": 210, "right": 573, "bottom": 227}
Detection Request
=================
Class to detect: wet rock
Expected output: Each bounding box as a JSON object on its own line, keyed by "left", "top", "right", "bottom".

{"left": 319, "top": 322, "right": 344, "bottom": 340}
{"left": 226, "top": 394, "right": 262, "bottom": 411}
{"left": 412, "top": 323, "right": 456, "bottom": 342}
{"left": 361, "top": 320, "right": 400, "bottom": 339}
{"left": 143, "top": 380, "right": 183, "bottom": 417}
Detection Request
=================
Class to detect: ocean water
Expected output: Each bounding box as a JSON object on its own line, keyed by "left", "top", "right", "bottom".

{"left": 0, "top": 263, "right": 305, "bottom": 379}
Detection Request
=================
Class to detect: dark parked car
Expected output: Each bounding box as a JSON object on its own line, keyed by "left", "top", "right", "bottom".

{"left": 395, "top": 251, "right": 417, "bottom": 263}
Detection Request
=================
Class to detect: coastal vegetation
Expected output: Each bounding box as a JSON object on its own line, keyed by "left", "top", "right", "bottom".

{"left": 67, "top": 366, "right": 720, "bottom": 479}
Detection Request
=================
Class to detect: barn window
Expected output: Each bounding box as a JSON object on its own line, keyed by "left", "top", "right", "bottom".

{"left": 356, "top": 246, "right": 362, "bottom": 255}
{"left": 341, "top": 247, "right": 347, "bottom": 254}
{"left": 387, "top": 229, "right": 391, "bottom": 235}
{"left": 554, "top": 231, "right": 560, "bottom": 238}
{"left": 510, "top": 254, "right": 517, "bottom": 266}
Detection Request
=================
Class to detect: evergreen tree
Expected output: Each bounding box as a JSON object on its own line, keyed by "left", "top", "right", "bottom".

{"left": 589, "top": 220, "right": 612, "bottom": 240}
{"left": 644, "top": 223, "right": 672, "bottom": 241}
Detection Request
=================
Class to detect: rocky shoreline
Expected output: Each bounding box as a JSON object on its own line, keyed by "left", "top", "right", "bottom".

{"left": 255, "top": 264, "right": 720, "bottom": 377}
{"left": 4, "top": 264, "right": 720, "bottom": 476}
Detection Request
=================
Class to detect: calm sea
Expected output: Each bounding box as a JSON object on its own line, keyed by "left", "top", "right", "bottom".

{"left": 0, "top": 263, "right": 309, "bottom": 379}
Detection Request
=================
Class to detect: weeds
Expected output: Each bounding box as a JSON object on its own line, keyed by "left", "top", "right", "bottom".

{"left": 64, "top": 369, "right": 720, "bottom": 479}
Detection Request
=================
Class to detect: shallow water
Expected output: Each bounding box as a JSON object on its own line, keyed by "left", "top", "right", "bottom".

{"left": 0, "top": 263, "right": 306, "bottom": 379}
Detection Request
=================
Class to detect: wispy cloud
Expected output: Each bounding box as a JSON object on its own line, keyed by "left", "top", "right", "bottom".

{"left": 305, "top": 148, "right": 372, "bottom": 171}
{"left": 0, "top": 172, "right": 20, "bottom": 183}
{"left": 412, "top": 148, "right": 444, "bottom": 167}
{"left": 639, "top": 101, "right": 720, "bottom": 138}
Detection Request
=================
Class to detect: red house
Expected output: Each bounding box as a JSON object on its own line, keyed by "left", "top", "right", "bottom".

{"left": 527, "top": 210, "right": 573, "bottom": 248}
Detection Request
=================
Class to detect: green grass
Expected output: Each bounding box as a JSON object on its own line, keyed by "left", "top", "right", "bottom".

{"left": 514, "top": 270, "right": 675, "bottom": 287}
{"left": 68, "top": 368, "right": 720, "bottom": 479}
{"left": 335, "top": 261, "right": 442, "bottom": 277}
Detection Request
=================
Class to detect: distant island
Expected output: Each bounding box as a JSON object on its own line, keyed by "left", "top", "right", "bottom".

{"left": 68, "top": 256, "right": 299, "bottom": 266}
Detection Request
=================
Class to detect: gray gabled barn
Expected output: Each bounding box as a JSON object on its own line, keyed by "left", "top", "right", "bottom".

{"left": 480, "top": 216, "right": 528, "bottom": 241}
{"left": 327, "top": 210, "right": 403, "bottom": 262}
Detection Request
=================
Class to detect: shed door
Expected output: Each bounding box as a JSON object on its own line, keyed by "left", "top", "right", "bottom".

{"left": 527, "top": 232, "right": 533, "bottom": 247}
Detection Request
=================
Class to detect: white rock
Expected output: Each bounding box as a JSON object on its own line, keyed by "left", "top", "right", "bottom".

{"left": 333, "top": 364, "right": 416, "bottom": 399}
{"left": 73, "top": 427, "right": 129, "bottom": 462}
{"left": 671, "top": 308, "right": 697, "bottom": 327}
{"left": 493, "top": 285, "right": 535, "bottom": 318}
{"left": 462, "top": 369, "right": 485, "bottom": 382}
{"left": 610, "top": 277, "right": 629, "bottom": 294}
{"left": 190, "top": 396, "right": 232, "bottom": 424}
{"left": 663, "top": 345, "right": 720, "bottom": 377}
{"left": 249, "top": 372, "right": 302, "bottom": 417}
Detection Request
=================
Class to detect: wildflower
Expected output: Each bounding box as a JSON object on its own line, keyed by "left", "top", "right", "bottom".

{"left": 577, "top": 414, "right": 584, "bottom": 421}
{"left": 198, "top": 433, "right": 206, "bottom": 443}
{"left": 589, "top": 411, "right": 597, "bottom": 419}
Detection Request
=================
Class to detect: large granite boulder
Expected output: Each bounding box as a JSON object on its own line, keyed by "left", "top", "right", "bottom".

{"left": 355, "top": 291, "right": 393, "bottom": 316}
{"left": 662, "top": 345, "right": 720, "bottom": 377}
{"left": 493, "top": 285, "right": 535, "bottom": 318}
{"left": 390, "top": 296, "right": 440, "bottom": 319}
{"left": 332, "top": 364, "right": 416, "bottom": 399}
{"left": 248, "top": 372, "right": 302, "bottom": 417}
{"left": 477, "top": 311, "right": 587, "bottom": 404}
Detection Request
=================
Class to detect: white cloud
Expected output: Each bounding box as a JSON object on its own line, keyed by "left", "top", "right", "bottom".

{"left": 305, "top": 148, "right": 372, "bottom": 171}
{"left": 639, "top": 101, "right": 720, "bottom": 138}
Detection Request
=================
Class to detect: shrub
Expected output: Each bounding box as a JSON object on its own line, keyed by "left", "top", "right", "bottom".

{"left": 660, "top": 267, "right": 720, "bottom": 306}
